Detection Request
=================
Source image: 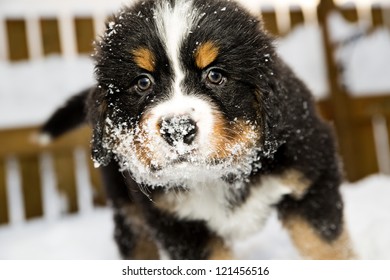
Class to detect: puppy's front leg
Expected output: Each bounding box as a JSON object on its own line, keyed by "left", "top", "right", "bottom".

{"left": 281, "top": 214, "right": 355, "bottom": 260}
{"left": 151, "top": 213, "right": 233, "bottom": 260}
{"left": 277, "top": 171, "right": 356, "bottom": 260}
{"left": 112, "top": 202, "right": 160, "bottom": 259}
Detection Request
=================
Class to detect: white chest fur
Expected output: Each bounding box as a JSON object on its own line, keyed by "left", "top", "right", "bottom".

{"left": 163, "top": 176, "right": 293, "bottom": 242}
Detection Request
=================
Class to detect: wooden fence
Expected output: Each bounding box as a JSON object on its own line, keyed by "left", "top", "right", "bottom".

{"left": 0, "top": 126, "right": 106, "bottom": 225}
{"left": 0, "top": 0, "right": 390, "bottom": 225}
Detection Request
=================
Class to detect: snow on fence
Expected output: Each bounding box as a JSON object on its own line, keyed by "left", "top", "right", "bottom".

{"left": 0, "top": 0, "right": 390, "bottom": 226}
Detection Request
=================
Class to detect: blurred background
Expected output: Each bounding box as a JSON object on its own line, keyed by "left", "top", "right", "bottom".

{"left": 0, "top": 0, "right": 389, "bottom": 259}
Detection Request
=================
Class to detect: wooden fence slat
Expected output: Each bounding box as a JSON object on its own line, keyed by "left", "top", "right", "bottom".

{"left": 6, "top": 19, "right": 29, "bottom": 61}
{"left": 372, "top": 115, "right": 390, "bottom": 174}
{"left": 0, "top": 159, "right": 9, "bottom": 224}
{"left": 19, "top": 155, "right": 43, "bottom": 219}
{"left": 340, "top": 6, "right": 359, "bottom": 22}
{"left": 75, "top": 17, "right": 95, "bottom": 54}
{"left": 316, "top": 99, "right": 333, "bottom": 121}
{"left": 386, "top": 117, "right": 390, "bottom": 172}
{"left": 355, "top": 120, "right": 380, "bottom": 177}
{"left": 0, "top": 126, "right": 91, "bottom": 158}
{"left": 290, "top": 8, "right": 305, "bottom": 29}
{"left": 54, "top": 151, "right": 78, "bottom": 213}
{"left": 261, "top": 10, "right": 280, "bottom": 36}
{"left": 371, "top": 5, "right": 384, "bottom": 27}
{"left": 87, "top": 159, "right": 106, "bottom": 206}
{"left": 350, "top": 96, "right": 390, "bottom": 121}
{"left": 383, "top": 8, "right": 390, "bottom": 29}
{"left": 318, "top": 0, "right": 362, "bottom": 181}
{"left": 41, "top": 18, "right": 61, "bottom": 56}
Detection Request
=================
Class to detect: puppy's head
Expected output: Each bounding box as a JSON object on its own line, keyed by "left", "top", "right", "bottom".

{"left": 90, "top": 0, "right": 284, "bottom": 187}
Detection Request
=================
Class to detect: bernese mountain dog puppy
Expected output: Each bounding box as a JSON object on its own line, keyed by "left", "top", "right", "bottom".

{"left": 40, "top": 0, "right": 356, "bottom": 259}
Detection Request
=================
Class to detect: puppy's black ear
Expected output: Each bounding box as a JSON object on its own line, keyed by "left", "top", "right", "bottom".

{"left": 86, "top": 87, "right": 113, "bottom": 167}
{"left": 260, "top": 89, "right": 286, "bottom": 157}
{"left": 257, "top": 60, "right": 289, "bottom": 158}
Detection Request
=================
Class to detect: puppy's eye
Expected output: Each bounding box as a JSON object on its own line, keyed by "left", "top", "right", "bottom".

{"left": 135, "top": 75, "right": 153, "bottom": 93}
{"left": 137, "top": 76, "right": 152, "bottom": 91}
{"left": 206, "top": 69, "right": 226, "bottom": 86}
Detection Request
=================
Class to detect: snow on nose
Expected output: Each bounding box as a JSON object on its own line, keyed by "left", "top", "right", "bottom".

{"left": 159, "top": 115, "right": 198, "bottom": 146}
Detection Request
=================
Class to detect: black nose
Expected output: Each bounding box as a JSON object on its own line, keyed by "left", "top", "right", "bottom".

{"left": 159, "top": 116, "right": 197, "bottom": 146}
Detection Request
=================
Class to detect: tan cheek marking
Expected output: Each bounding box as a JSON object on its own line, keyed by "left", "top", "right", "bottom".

{"left": 209, "top": 115, "right": 261, "bottom": 162}
{"left": 133, "top": 113, "right": 156, "bottom": 168}
{"left": 209, "top": 112, "right": 230, "bottom": 160}
{"left": 132, "top": 48, "right": 156, "bottom": 72}
{"left": 195, "top": 41, "right": 219, "bottom": 69}
{"left": 283, "top": 216, "right": 356, "bottom": 260}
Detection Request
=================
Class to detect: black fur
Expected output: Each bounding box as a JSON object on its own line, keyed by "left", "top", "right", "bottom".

{"left": 42, "top": 0, "right": 348, "bottom": 259}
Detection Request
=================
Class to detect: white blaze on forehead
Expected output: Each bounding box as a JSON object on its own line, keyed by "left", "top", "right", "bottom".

{"left": 151, "top": 1, "right": 217, "bottom": 156}
{"left": 154, "top": 0, "right": 198, "bottom": 97}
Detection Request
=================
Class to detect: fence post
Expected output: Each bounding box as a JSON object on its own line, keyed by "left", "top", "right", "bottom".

{"left": 318, "top": 0, "right": 359, "bottom": 181}
{"left": 0, "top": 159, "right": 9, "bottom": 224}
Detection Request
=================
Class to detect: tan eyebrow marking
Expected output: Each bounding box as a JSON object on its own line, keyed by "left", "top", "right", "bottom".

{"left": 131, "top": 48, "right": 156, "bottom": 72}
{"left": 195, "top": 41, "right": 219, "bottom": 69}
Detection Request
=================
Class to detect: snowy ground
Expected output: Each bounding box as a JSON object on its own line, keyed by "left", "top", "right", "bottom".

{"left": 0, "top": 174, "right": 389, "bottom": 260}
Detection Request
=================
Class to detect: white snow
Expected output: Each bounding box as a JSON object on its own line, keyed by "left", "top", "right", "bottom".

{"left": 0, "top": 55, "right": 94, "bottom": 129}
{"left": 277, "top": 24, "right": 329, "bottom": 99}
{"left": 341, "top": 175, "right": 390, "bottom": 259}
{"left": 327, "top": 12, "right": 369, "bottom": 44}
{"left": 338, "top": 27, "right": 390, "bottom": 95}
{"left": 0, "top": 208, "right": 118, "bottom": 260}
{"left": 0, "top": 174, "right": 389, "bottom": 259}
{"left": 328, "top": 12, "right": 390, "bottom": 96}
{"left": 277, "top": 12, "right": 390, "bottom": 99}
